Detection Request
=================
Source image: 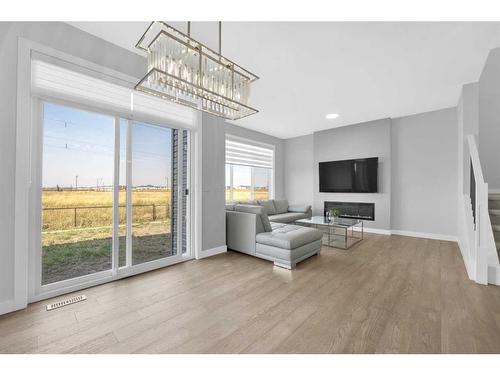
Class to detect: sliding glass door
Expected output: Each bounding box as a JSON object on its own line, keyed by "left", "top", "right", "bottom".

{"left": 37, "top": 101, "right": 191, "bottom": 296}
{"left": 41, "top": 103, "right": 115, "bottom": 285}
{"left": 131, "top": 122, "right": 175, "bottom": 265}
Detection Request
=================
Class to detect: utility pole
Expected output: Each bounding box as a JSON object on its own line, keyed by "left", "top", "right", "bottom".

{"left": 75, "top": 175, "right": 78, "bottom": 191}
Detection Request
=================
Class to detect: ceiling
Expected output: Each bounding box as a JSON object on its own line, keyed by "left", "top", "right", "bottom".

{"left": 68, "top": 22, "right": 500, "bottom": 139}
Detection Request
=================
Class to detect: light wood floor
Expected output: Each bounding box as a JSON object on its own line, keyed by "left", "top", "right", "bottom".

{"left": 2, "top": 233, "right": 500, "bottom": 354}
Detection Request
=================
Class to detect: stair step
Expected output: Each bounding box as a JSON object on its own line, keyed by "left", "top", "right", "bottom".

{"left": 492, "top": 224, "right": 500, "bottom": 232}
{"left": 491, "top": 215, "right": 500, "bottom": 224}
{"left": 489, "top": 193, "right": 500, "bottom": 200}
{"left": 489, "top": 200, "right": 500, "bottom": 209}
{"left": 489, "top": 209, "right": 500, "bottom": 216}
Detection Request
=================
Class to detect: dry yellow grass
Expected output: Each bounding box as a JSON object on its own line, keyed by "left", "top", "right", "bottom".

{"left": 225, "top": 188, "right": 269, "bottom": 202}
{"left": 42, "top": 189, "right": 171, "bottom": 207}
{"left": 42, "top": 189, "right": 171, "bottom": 231}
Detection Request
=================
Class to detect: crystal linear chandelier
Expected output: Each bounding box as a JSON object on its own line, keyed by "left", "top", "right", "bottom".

{"left": 135, "top": 21, "right": 259, "bottom": 120}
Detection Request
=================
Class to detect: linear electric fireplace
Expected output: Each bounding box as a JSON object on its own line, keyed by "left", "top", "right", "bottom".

{"left": 324, "top": 201, "right": 375, "bottom": 221}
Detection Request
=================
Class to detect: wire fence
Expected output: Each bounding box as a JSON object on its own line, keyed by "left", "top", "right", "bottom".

{"left": 42, "top": 204, "right": 170, "bottom": 231}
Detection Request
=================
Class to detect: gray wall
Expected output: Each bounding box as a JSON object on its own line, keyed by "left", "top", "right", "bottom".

{"left": 478, "top": 46, "right": 500, "bottom": 189}
{"left": 225, "top": 122, "right": 285, "bottom": 199}
{"left": 284, "top": 109, "right": 459, "bottom": 237}
{"left": 284, "top": 134, "right": 314, "bottom": 206}
{"left": 201, "top": 113, "right": 226, "bottom": 251}
{"left": 391, "top": 108, "right": 458, "bottom": 236}
{"left": 457, "top": 82, "right": 479, "bottom": 196}
{"left": 0, "top": 22, "right": 145, "bottom": 307}
{"left": 313, "top": 119, "right": 392, "bottom": 231}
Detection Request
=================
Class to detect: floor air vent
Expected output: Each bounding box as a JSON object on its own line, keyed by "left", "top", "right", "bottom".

{"left": 46, "top": 295, "right": 86, "bottom": 311}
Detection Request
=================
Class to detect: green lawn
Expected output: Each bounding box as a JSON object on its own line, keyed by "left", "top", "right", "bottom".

{"left": 40, "top": 190, "right": 176, "bottom": 285}
{"left": 42, "top": 222, "right": 174, "bottom": 285}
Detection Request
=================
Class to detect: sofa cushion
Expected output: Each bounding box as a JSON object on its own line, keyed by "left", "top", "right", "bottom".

{"left": 273, "top": 199, "right": 289, "bottom": 214}
{"left": 256, "top": 239, "right": 322, "bottom": 262}
{"left": 235, "top": 204, "right": 265, "bottom": 233}
{"left": 239, "top": 200, "right": 258, "bottom": 206}
{"left": 258, "top": 200, "right": 276, "bottom": 215}
{"left": 288, "top": 204, "right": 311, "bottom": 213}
{"left": 270, "top": 222, "right": 287, "bottom": 230}
{"left": 260, "top": 213, "right": 273, "bottom": 232}
{"left": 268, "top": 212, "right": 309, "bottom": 224}
{"left": 256, "top": 224, "right": 323, "bottom": 250}
{"left": 235, "top": 204, "right": 272, "bottom": 232}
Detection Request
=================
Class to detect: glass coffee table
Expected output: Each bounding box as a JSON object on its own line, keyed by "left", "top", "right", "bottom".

{"left": 295, "top": 216, "right": 363, "bottom": 249}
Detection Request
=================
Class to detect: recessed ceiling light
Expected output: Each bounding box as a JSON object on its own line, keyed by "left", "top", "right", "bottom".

{"left": 325, "top": 113, "right": 339, "bottom": 120}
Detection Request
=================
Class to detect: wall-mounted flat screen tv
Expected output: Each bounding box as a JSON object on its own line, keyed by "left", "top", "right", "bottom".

{"left": 319, "top": 157, "right": 378, "bottom": 193}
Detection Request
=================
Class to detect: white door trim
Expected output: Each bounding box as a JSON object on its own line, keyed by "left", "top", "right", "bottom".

{"left": 14, "top": 37, "right": 33, "bottom": 312}
{"left": 199, "top": 245, "right": 227, "bottom": 259}
{"left": 194, "top": 111, "right": 203, "bottom": 259}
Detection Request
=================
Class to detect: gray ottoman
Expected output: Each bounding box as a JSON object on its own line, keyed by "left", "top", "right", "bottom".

{"left": 255, "top": 223, "right": 323, "bottom": 269}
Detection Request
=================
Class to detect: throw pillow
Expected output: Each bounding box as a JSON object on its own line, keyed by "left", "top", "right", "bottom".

{"left": 258, "top": 200, "right": 276, "bottom": 215}
{"left": 235, "top": 204, "right": 273, "bottom": 232}
{"left": 273, "top": 199, "right": 289, "bottom": 214}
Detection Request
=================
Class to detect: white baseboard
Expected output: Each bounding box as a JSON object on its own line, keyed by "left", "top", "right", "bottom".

{"left": 391, "top": 230, "right": 457, "bottom": 242}
{"left": 457, "top": 236, "right": 474, "bottom": 280}
{"left": 313, "top": 224, "right": 455, "bottom": 241}
{"left": 487, "top": 265, "right": 500, "bottom": 285}
{"left": 198, "top": 245, "right": 227, "bottom": 259}
{"left": 353, "top": 226, "right": 391, "bottom": 235}
{"left": 0, "top": 299, "right": 16, "bottom": 316}
{"left": 354, "top": 226, "right": 458, "bottom": 242}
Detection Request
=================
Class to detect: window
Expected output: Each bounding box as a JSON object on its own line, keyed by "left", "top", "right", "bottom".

{"left": 40, "top": 101, "right": 190, "bottom": 287}
{"left": 225, "top": 137, "right": 274, "bottom": 202}
{"left": 15, "top": 48, "right": 199, "bottom": 304}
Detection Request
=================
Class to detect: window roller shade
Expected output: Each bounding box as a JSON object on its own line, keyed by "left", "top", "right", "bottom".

{"left": 225, "top": 138, "right": 273, "bottom": 169}
{"left": 31, "top": 59, "right": 197, "bottom": 129}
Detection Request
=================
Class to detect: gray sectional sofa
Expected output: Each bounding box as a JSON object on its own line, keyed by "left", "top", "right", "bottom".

{"left": 225, "top": 200, "right": 321, "bottom": 269}
{"left": 226, "top": 199, "right": 312, "bottom": 224}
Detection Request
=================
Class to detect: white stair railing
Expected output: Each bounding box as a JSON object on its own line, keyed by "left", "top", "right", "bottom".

{"left": 464, "top": 134, "right": 496, "bottom": 284}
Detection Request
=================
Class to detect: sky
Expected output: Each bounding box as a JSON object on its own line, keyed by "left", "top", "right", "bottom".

{"left": 42, "top": 102, "right": 172, "bottom": 188}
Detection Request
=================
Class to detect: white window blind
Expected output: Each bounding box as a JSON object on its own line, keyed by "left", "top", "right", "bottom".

{"left": 31, "top": 59, "right": 197, "bottom": 129}
{"left": 225, "top": 137, "right": 274, "bottom": 169}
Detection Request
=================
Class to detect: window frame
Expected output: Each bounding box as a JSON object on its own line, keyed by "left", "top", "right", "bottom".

{"left": 225, "top": 135, "right": 275, "bottom": 203}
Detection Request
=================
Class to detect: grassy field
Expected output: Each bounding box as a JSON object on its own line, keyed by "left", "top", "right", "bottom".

{"left": 43, "top": 189, "right": 171, "bottom": 207}
{"left": 42, "top": 189, "right": 171, "bottom": 232}
{"left": 225, "top": 188, "right": 269, "bottom": 202}
{"left": 42, "top": 222, "right": 172, "bottom": 284}
{"left": 41, "top": 189, "right": 173, "bottom": 284}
